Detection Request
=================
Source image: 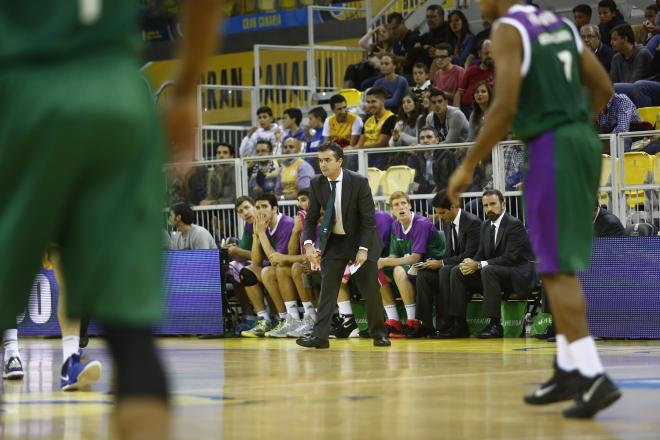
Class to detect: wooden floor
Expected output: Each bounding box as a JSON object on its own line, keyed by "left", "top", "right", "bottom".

{"left": 2, "top": 337, "right": 660, "bottom": 440}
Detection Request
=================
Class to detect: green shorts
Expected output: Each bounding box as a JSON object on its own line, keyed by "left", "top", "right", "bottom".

{"left": 523, "top": 122, "right": 601, "bottom": 274}
{"left": 0, "top": 53, "right": 165, "bottom": 330}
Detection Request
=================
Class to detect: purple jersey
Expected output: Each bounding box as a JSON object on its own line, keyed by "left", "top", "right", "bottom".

{"left": 266, "top": 214, "right": 295, "bottom": 254}
{"left": 375, "top": 209, "right": 395, "bottom": 254}
{"left": 390, "top": 213, "right": 437, "bottom": 256}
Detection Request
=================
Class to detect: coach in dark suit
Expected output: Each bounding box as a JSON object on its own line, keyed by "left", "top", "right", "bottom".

{"left": 593, "top": 206, "right": 624, "bottom": 237}
{"left": 414, "top": 191, "right": 481, "bottom": 337}
{"left": 296, "top": 143, "right": 389, "bottom": 348}
{"left": 438, "top": 190, "right": 536, "bottom": 339}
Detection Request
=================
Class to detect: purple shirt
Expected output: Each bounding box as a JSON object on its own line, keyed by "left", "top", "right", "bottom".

{"left": 375, "top": 209, "right": 394, "bottom": 252}
{"left": 391, "top": 213, "right": 437, "bottom": 255}
{"left": 266, "top": 214, "right": 295, "bottom": 254}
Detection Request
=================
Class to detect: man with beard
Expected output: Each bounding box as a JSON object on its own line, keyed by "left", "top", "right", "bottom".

{"left": 409, "top": 4, "right": 450, "bottom": 68}
{"left": 200, "top": 142, "right": 236, "bottom": 205}
{"left": 437, "top": 190, "right": 535, "bottom": 340}
{"left": 322, "top": 94, "right": 363, "bottom": 149}
{"left": 454, "top": 39, "right": 495, "bottom": 114}
{"left": 355, "top": 87, "right": 397, "bottom": 169}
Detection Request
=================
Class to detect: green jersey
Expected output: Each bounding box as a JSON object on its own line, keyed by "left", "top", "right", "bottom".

{"left": 496, "top": 5, "right": 592, "bottom": 141}
{"left": 0, "top": 0, "right": 138, "bottom": 65}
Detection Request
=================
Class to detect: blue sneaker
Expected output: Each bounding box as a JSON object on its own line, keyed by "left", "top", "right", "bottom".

{"left": 61, "top": 351, "right": 102, "bottom": 391}
{"left": 3, "top": 356, "right": 24, "bottom": 380}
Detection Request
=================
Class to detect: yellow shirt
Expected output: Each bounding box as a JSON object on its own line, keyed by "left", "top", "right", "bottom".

{"left": 328, "top": 112, "right": 359, "bottom": 147}
{"left": 363, "top": 111, "right": 394, "bottom": 146}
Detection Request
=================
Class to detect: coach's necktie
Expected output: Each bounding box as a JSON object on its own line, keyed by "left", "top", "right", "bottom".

{"left": 490, "top": 224, "right": 497, "bottom": 250}
{"left": 450, "top": 223, "right": 458, "bottom": 253}
{"left": 319, "top": 181, "right": 337, "bottom": 250}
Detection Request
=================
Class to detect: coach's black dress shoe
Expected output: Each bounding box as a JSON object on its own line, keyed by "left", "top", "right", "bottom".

{"left": 476, "top": 323, "right": 503, "bottom": 339}
{"left": 429, "top": 321, "right": 470, "bottom": 339}
{"left": 296, "top": 336, "right": 329, "bottom": 349}
{"left": 373, "top": 336, "right": 391, "bottom": 347}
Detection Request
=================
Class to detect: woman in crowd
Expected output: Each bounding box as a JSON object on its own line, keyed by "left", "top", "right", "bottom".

{"left": 390, "top": 92, "right": 422, "bottom": 147}
{"left": 467, "top": 80, "right": 492, "bottom": 141}
{"left": 447, "top": 10, "right": 476, "bottom": 68}
{"left": 343, "top": 25, "right": 393, "bottom": 89}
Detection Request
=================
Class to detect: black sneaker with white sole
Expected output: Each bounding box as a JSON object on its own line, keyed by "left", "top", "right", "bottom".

{"left": 330, "top": 314, "right": 358, "bottom": 339}
{"left": 562, "top": 373, "right": 621, "bottom": 419}
{"left": 524, "top": 365, "right": 582, "bottom": 405}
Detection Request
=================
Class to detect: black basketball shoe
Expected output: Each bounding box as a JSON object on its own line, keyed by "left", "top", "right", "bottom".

{"left": 524, "top": 364, "right": 582, "bottom": 405}
{"left": 563, "top": 373, "right": 621, "bottom": 419}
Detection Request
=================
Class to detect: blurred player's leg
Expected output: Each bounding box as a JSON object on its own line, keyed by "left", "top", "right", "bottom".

{"left": 2, "top": 329, "right": 24, "bottom": 380}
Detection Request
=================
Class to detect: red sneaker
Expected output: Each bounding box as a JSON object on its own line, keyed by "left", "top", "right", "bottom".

{"left": 386, "top": 319, "right": 405, "bottom": 338}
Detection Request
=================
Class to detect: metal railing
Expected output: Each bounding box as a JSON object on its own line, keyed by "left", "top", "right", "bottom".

{"left": 367, "top": 0, "right": 430, "bottom": 28}
{"left": 165, "top": 130, "right": 660, "bottom": 240}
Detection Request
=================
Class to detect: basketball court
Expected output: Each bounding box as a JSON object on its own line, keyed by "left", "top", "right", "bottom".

{"left": 2, "top": 337, "right": 659, "bottom": 439}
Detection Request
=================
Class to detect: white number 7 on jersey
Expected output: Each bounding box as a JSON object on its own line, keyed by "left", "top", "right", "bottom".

{"left": 557, "top": 50, "right": 573, "bottom": 82}
{"left": 79, "top": 0, "right": 102, "bottom": 25}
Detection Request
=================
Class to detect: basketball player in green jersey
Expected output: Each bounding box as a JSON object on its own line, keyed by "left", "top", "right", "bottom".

{"left": 0, "top": 1, "right": 222, "bottom": 438}
{"left": 448, "top": 1, "right": 621, "bottom": 418}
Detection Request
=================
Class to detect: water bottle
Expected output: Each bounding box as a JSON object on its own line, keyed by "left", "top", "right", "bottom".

{"left": 524, "top": 312, "right": 534, "bottom": 337}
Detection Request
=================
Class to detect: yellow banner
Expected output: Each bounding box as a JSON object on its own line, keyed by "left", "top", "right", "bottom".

{"left": 143, "top": 38, "right": 362, "bottom": 125}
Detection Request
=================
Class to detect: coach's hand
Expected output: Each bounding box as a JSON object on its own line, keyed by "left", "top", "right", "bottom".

{"left": 305, "top": 244, "right": 320, "bottom": 266}
{"left": 448, "top": 163, "right": 473, "bottom": 207}
{"left": 354, "top": 249, "right": 368, "bottom": 267}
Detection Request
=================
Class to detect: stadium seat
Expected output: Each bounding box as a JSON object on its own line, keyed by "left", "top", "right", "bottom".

{"left": 367, "top": 167, "right": 384, "bottom": 196}
{"left": 637, "top": 107, "right": 660, "bottom": 128}
{"left": 655, "top": 153, "right": 660, "bottom": 184}
{"left": 381, "top": 165, "right": 416, "bottom": 196}
{"left": 623, "top": 152, "right": 655, "bottom": 209}
{"left": 599, "top": 154, "right": 613, "bottom": 207}
{"left": 338, "top": 88, "right": 363, "bottom": 107}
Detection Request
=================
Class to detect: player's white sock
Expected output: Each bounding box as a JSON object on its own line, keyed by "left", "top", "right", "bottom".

{"left": 555, "top": 334, "right": 577, "bottom": 372}
{"left": 278, "top": 312, "right": 287, "bottom": 320}
{"left": 2, "top": 329, "right": 19, "bottom": 361}
{"left": 404, "top": 304, "right": 417, "bottom": 321}
{"left": 568, "top": 336, "right": 605, "bottom": 378}
{"left": 384, "top": 304, "right": 400, "bottom": 321}
{"left": 302, "top": 302, "right": 316, "bottom": 320}
{"left": 338, "top": 300, "right": 353, "bottom": 316}
{"left": 284, "top": 301, "right": 300, "bottom": 320}
{"left": 256, "top": 310, "right": 271, "bottom": 323}
{"left": 62, "top": 336, "right": 80, "bottom": 363}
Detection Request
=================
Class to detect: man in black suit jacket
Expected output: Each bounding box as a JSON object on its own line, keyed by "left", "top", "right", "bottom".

{"left": 414, "top": 191, "right": 481, "bottom": 337}
{"left": 593, "top": 206, "right": 624, "bottom": 237}
{"left": 438, "top": 190, "right": 536, "bottom": 339}
{"left": 296, "top": 143, "right": 389, "bottom": 348}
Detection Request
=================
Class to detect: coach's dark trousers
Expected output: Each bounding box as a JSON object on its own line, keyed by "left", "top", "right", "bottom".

{"left": 312, "top": 246, "right": 386, "bottom": 340}
{"left": 448, "top": 265, "right": 517, "bottom": 320}
{"left": 416, "top": 265, "right": 455, "bottom": 329}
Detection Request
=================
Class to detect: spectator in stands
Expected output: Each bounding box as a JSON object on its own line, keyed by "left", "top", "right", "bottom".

{"left": 247, "top": 139, "right": 279, "bottom": 197}
{"left": 598, "top": 0, "right": 628, "bottom": 46}
{"left": 378, "top": 191, "right": 445, "bottom": 338}
{"left": 418, "top": 124, "right": 455, "bottom": 193}
{"left": 356, "top": 86, "right": 397, "bottom": 169}
{"left": 169, "top": 202, "right": 217, "bottom": 250}
{"left": 344, "top": 25, "right": 393, "bottom": 89}
{"left": 411, "top": 62, "right": 431, "bottom": 100}
{"left": 408, "top": 126, "right": 437, "bottom": 192}
{"left": 573, "top": 4, "right": 593, "bottom": 30}
{"left": 240, "top": 193, "right": 295, "bottom": 338}
{"left": 239, "top": 106, "right": 279, "bottom": 157}
{"left": 468, "top": 81, "right": 492, "bottom": 142}
{"left": 225, "top": 196, "right": 258, "bottom": 325}
{"left": 322, "top": 94, "right": 363, "bottom": 148}
{"left": 431, "top": 42, "right": 465, "bottom": 104}
{"left": 610, "top": 24, "right": 654, "bottom": 83}
{"left": 581, "top": 24, "right": 615, "bottom": 72}
{"left": 305, "top": 106, "right": 326, "bottom": 154}
{"left": 596, "top": 93, "right": 642, "bottom": 138}
{"left": 275, "top": 138, "right": 314, "bottom": 200}
{"left": 447, "top": 10, "right": 476, "bottom": 68}
{"left": 425, "top": 87, "right": 469, "bottom": 144}
{"left": 409, "top": 4, "right": 449, "bottom": 68}
{"left": 416, "top": 190, "right": 481, "bottom": 337}
{"left": 594, "top": 204, "right": 625, "bottom": 237}
{"left": 454, "top": 39, "right": 495, "bottom": 116}
{"left": 641, "top": 4, "right": 659, "bottom": 45}
{"left": 387, "top": 12, "right": 419, "bottom": 75}
{"left": 436, "top": 190, "right": 537, "bottom": 339}
{"left": 280, "top": 107, "right": 305, "bottom": 142}
{"left": 391, "top": 92, "right": 422, "bottom": 147}
{"left": 373, "top": 54, "right": 409, "bottom": 112}
{"left": 200, "top": 142, "right": 235, "bottom": 206}
{"left": 646, "top": 0, "right": 660, "bottom": 53}
{"left": 474, "top": 16, "right": 492, "bottom": 48}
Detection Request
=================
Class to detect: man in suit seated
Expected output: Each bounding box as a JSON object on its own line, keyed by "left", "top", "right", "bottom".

{"left": 415, "top": 190, "right": 481, "bottom": 337}
{"left": 437, "top": 190, "right": 537, "bottom": 339}
{"left": 593, "top": 204, "right": 625, "bottom": 237}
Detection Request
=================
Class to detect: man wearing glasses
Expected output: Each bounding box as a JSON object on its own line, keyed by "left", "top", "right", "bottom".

{"left": 431, "top": 42, "right": 465, "bottom": 103}
{"left": 580, "top": 24, "right": 614, "bottom": 72}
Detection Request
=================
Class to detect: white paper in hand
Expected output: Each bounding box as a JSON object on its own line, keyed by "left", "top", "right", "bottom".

{"left": 348, "top": 263, "right": 362, "bottom": 275}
